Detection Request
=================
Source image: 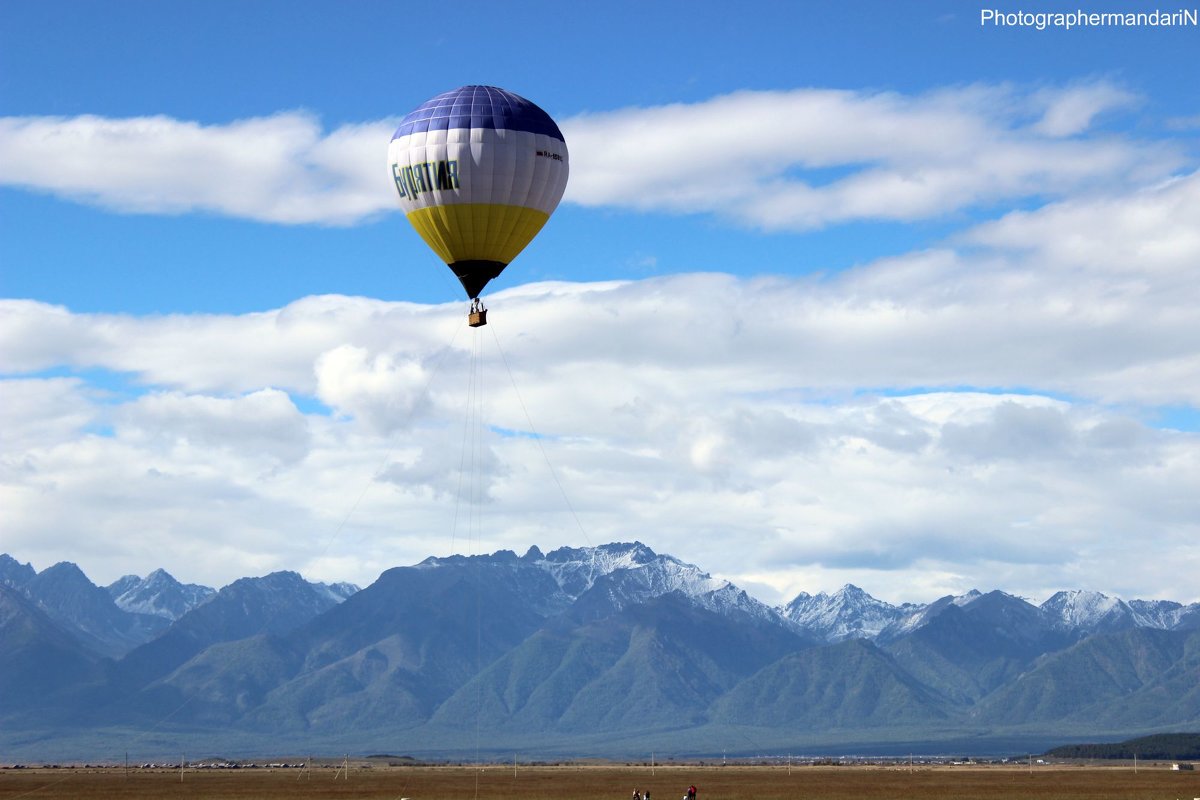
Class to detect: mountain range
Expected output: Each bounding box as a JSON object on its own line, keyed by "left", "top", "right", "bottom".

{"left": 1, "top": 544, "right": 1197, "bottom": 761}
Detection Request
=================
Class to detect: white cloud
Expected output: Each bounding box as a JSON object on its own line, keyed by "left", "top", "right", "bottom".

{"left": 0, "top": 295, "right": 453, "bottom": 394}
{"left": 0, "top": 113, "right": 396, "bottom": 225}
{"left": 2, "top": 81, "right": 1197, "bottom": 603}
{"left": 314, "top": 345, "right": 435, "bottom": 433}
{"left": 0, "top": 81, "right": 1180, "bottom": 230}
{"left": 964, "top": 172, "right": 1200, "bottom": 277}
{"left": 3, "top": 169, "right": 1199, "bottom": 603}
{"left": 115, "top": 389, "right": 311, "bottom": 465}
{"left": 563, "top": 82, "right": 1178, "bottom": 230}
{"left": 0, "top": 377, "right": 97, "bottom": 451}
{"left": 1030, "top": 82, "right": 1140, "bottom": 136}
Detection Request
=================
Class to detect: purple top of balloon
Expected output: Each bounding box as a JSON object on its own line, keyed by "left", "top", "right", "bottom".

{"left": 392, "top": 85, "right": 565, "bottom": 142}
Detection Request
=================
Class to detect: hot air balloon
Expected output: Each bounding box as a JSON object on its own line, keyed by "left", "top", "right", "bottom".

{"left": 388, "top": 86, "right": 569, "bottom": 326}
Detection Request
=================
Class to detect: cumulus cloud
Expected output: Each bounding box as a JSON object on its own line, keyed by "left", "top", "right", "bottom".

{"left": 1030, "top": 82, "right": 1140, "bottom": 136}
{"left": 0, "top": 295, "right": 454, "bottom": 394}
{"left": 0, "top": 377, "right": 97, "bottom": 452}
{"left": 0, "top": 113, "right": 396, "bottom": 224}
{"left": 115, "top": 389, "right": 312, "bottom": 465}
{"left": 314, "top": 345, "right": 436, "bottom": 433}
{"left": 3, "top": 79, "right": 1198, "bottom": 603}
{"left": 3, "top": 166, "right": 1200, "bottom": 603}
{"left": 0, "top": 81, "right": 1178, "bottom": 229}
{"left": 964, "top": 171, "right": 1200, "bottom": 278}
{"left": 563, "top": 82, "right": 1176, "bottom": 230}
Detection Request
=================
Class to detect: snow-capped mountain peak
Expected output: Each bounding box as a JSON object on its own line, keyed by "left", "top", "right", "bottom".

{"left": 1041, "top": 589, "right": 1124, "bottom": 630}
{"left": 953, "top": 589, "right": 983, "bottom": 607}
{"left": 105, "top": 569, "right": 216, "bottom": 621}
{"left": 414, "top": 541, "right": 781, "bottom": 625}
{"left": 1127, "top": 598, "right": 1187, "bottom": 629}
{"left": 529, "top": 542, "right": 785, "bottom": 624}
{"left": 309, "top": 580, "right": 360, "bottom": 604}
{"left": 781, "top": 584, "right": 906, "bottom": 642}
{"left": 524, "top": 541, "right": 713, "bottom": 599}
{"left": 1038, "top": 589, "right": 1192, "bottom": 634}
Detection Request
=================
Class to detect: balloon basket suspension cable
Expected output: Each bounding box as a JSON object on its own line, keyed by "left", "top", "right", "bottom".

{"left": 468, "top": 297, "right": 487, "bottom": 328}
{"left": 446, "top": 316, "right": 487, "bottom": 796}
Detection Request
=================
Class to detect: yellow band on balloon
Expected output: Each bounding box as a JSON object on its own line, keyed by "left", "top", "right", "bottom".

{"left": 405, "top": 204, "right": 551, "bottom": 266}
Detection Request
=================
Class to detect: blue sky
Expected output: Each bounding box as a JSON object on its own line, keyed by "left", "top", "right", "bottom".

{"left": 5, "top": 0, "right": 1196, "bottom": 311}
{"left": 2, "top": 0, "right": 1199, "bottom": 604}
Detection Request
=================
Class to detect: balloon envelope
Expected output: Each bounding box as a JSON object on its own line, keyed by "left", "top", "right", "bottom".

{"left": 388, "top": 86, "right": 569, "bottom": 299}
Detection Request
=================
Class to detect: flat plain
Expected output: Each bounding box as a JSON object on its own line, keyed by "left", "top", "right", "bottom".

{"left": 2, "top": 763, "right": 1199, "bottom": 800}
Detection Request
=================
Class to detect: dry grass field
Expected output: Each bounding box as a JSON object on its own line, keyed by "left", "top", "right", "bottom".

{"left": 1, "top": 763, "right": 1197, "bottom": 800}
